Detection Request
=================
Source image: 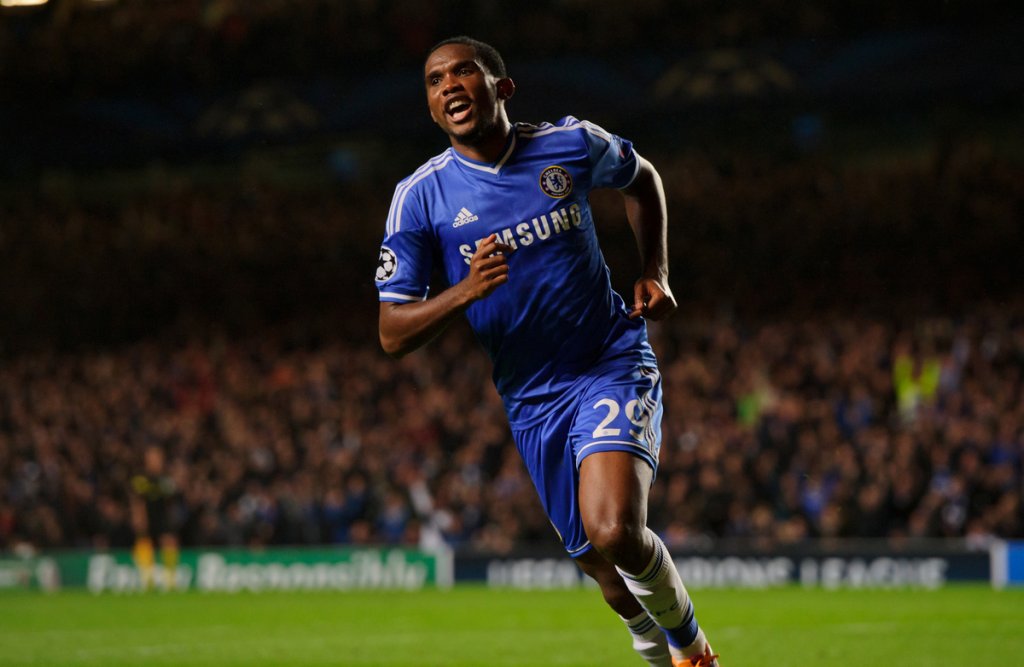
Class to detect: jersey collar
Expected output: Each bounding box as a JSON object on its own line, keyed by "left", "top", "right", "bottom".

{"left": 450, "top": 130, "right": 517, "bottom": 175}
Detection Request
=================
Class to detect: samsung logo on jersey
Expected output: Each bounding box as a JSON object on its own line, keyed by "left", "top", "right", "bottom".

{"left": 459, "top": 203, "right": 582, "bottom": 264}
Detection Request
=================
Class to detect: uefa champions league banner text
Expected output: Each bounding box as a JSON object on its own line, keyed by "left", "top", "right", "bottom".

{"left": 2, "top": 543, "right": 1012, "bottom": 592}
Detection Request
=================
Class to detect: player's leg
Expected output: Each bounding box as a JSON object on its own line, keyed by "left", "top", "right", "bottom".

{"left": 572, "top": 365, "right": 716, "bottom": 665}
{"left": 579, "top": 452, "right": 715, "bottom": 665}
{"left": 511, "top": 402, "right": 670, "bottom": 666}
{"left": 510, "top": 374, "right": 716, "bottom": 666}
{"left": 132, "top": 535, "right": 156, "bottom": 590}
{"left": 159, "top": 533, "right": 180, "bottom": 590}
{"left": 575, "top": 549, "right": 672, "bottom": 667}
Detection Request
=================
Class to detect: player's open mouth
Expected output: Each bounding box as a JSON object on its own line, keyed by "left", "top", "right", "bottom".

{"left": 445, "top": 97, "right": 472, "bottom": 123}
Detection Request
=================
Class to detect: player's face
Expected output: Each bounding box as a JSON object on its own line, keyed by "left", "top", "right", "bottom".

{"left": 424, "top": 44, "right": 511, "bottom": 147}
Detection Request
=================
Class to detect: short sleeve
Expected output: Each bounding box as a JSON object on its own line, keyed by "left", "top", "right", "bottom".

{"left": 376, "top": 184, "right": 433, "bottom": 303}
{"left": 579, "top": 120, "right": 640, "bottom": 190}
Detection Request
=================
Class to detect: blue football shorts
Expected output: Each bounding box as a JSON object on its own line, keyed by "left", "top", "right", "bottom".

{"left": 509, "top": 362, "right": 663, "bottom": 557}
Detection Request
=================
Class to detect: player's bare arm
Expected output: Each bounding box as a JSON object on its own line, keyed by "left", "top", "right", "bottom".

{"left": 620, "top": 155, "right": 676, "bottom": 321}
{"left": 379, "top": 234, "right": 512, "bottom": 357}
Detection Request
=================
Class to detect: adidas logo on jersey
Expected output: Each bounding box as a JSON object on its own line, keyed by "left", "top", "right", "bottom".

{"left": 452, "top": 207, "right": 479, "bottom": 228}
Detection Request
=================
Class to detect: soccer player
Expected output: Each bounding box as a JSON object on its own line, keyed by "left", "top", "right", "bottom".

{"left": 376, "top": 36, "right": 720, "bottom": 667}
{"left": 129, "top": 445, "right": 180, "bottom": 590}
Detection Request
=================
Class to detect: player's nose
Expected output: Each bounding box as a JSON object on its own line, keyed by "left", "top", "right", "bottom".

{"left": 441, "top": 74, "right": 464, "bottom": 96}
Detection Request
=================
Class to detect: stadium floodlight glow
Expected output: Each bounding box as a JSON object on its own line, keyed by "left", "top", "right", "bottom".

{"left": 0, "top": 0, "right": 50, "bottom": 6}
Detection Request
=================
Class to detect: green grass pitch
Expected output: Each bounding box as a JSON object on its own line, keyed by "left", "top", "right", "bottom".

{"left": 2, "top": 585, "right": 1022, "bottom": 666}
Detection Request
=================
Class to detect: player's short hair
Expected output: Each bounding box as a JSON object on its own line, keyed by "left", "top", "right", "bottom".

{"left": 427, "top": 36, "right": 507, "bottom": 78}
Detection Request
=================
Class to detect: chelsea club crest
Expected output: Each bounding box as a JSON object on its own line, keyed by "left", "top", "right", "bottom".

{"left": 539, "top": 165, "right": 573, "bottom": 199}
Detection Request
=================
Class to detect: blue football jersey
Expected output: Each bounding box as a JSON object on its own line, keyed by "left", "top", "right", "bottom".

{"left": 376, "top": 117, "right": 657, "bottom": 423}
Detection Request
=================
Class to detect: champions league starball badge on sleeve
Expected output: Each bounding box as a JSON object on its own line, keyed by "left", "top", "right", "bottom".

{"left": 376, "top": 246, "right": 398, "bottom": 282}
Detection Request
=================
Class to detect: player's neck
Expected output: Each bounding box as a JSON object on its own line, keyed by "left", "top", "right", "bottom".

{"left": 450, "top": 121, "right": 512, "bottom": 164}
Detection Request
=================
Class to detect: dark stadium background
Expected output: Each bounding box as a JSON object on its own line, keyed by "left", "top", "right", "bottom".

{"left": 1, "top": 0, "right": 1022, "bottom": 579}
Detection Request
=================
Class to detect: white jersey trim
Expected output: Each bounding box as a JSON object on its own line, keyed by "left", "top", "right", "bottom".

{"left": 520, "top": 118, "right": 639, "bottom": 188}
{"left": 378, "top": 291, "right": 427, "bottom": 302}
{"left": 619, "top": 149, "right": 642, "bottom": 189}
{"left": 567, "top": 540, "right": 592, "bottom": 556}
{"left": 637, "top": 367, "right": 660, "bottom": 449}
{"left": 574, "top": 440, "right": 656, "bottom": 468}
{"left": 518, "top": 117, "right": 612, "bottom": 143}
{"left": 450, "top": 132, "right": 518, "bottom": 175}
{"left": 387, "top": 152, "right": 454, "bottom": 235}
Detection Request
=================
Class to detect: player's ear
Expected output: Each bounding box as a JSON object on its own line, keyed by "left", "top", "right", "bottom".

{"left": 496, "top": 78, "right": 515, "bottom": 101}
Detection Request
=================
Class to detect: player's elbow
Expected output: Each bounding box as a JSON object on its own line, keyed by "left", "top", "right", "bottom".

{"left": 379, "top": 326, "right": 421, "bottom": 359}
{"left": 379, "top": 303, "right": 411, "bottom": 358}
{"left": 379, "top": 331, "right": 409, "bottom": 359}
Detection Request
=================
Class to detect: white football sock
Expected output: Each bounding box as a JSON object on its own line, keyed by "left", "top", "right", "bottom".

{"left": 621, "top": 611, "right": 673, "bottom": 666}
{"left": 616, "top": 529, "right": 709, "bottom": 660}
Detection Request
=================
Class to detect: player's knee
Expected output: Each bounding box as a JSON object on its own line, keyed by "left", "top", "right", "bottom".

{"left": 587, "top": 518, "right": 645, "bottom": 565}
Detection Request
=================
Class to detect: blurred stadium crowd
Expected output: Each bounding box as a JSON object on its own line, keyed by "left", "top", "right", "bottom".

{"left": 1, "top": 145, "right": 1021, "bottom": 553}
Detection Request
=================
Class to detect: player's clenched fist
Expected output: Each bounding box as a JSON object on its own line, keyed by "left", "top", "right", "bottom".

{"left": 463, "top": 233, "right": 513, "bottom": 301}
{"left": 629, "top": 276, "right": 677, "bottom": 320}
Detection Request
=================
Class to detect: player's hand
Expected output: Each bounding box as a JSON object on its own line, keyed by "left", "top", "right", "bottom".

{"left": 629, "top": 276, "right": 676, "bottom": 320}
{"left": 464, "top": 234, "right": 513, "bottom": 302}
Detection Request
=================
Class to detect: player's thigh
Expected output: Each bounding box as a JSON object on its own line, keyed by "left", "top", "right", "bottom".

{"left": 572, "top": 367, "right": 661, "bottom": 555}
{"left": 578, "top": 450, "right": 653, "bottom": 530}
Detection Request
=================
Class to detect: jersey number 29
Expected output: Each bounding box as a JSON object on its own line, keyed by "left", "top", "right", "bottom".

{"left": 592, "top": 398, "right": 650, "bottom": 439}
